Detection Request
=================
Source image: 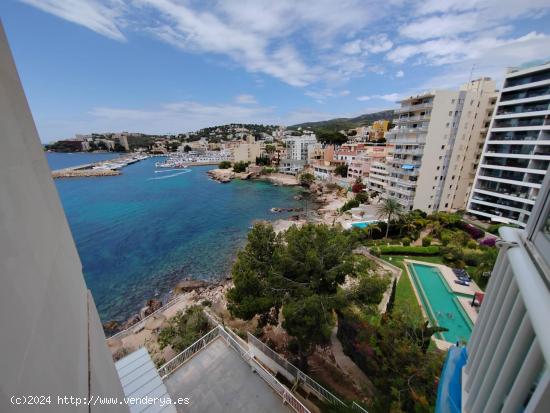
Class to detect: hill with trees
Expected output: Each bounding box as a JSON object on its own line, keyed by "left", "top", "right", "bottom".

{"left": 289, "top": 109, "right": 394, "bottom": 134}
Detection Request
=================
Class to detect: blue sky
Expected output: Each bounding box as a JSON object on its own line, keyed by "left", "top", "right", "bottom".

{"left": 2, "top": 0, "right": 550, "bottom": 142}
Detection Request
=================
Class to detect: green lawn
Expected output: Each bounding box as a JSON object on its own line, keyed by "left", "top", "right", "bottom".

{"left": 380, "top": 255, "right": 447, "bottom": 322}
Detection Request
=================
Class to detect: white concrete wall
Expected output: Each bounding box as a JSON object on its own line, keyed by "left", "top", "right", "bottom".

{"left": 0, "top": 24, "right": 127, "bottom": 412}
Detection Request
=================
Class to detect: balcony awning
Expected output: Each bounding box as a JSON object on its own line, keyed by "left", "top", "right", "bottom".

{"left": 402, "top": 164, "right": 415, "bottom": 170}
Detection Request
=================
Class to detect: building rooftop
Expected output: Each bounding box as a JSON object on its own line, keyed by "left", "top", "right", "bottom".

{"left": 164, "top": 337, "right": 291, "bottom": 413}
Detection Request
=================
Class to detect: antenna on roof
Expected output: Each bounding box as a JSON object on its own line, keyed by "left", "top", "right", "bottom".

{"left": 468, "top": 63, "right": 476, "bottom": 84}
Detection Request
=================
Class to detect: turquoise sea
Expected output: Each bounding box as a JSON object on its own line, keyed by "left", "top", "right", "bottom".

{"left": 47, "top": 153, "right": 302, "bottom": 323}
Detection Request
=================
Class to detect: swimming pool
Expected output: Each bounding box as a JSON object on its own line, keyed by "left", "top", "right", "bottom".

{"left": 408, "top": 263, "right": 473, "bottom": 343}
{"left": 351, "top": 220, "right": 378, "bottom": 228}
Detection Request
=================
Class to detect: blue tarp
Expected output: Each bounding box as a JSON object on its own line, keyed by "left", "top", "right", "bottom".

{"left": 402, "top": 164, "right": 415, "bottom": 170}
{"left": 435, "top": 346, "right": 468, "bottom": 413}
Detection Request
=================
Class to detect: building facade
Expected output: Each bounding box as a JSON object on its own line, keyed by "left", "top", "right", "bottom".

{"left": 279, "top": 134, "right": 318, "bottom": 174}
{"left": 467, "top": 63, "right": 550, "bottom": 227}
{"left": 386, "top": 78, "right": 497, "bottom": 212}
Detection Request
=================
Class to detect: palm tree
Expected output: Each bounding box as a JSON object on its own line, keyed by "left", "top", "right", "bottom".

{"left": 377, "top": 198, "right": 404, "bottom": 239}
{"left": 365, "top": 223, "right": 382, "bottom": 240}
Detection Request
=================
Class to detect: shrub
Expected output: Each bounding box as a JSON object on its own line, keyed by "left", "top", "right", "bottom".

{"left": 355, "top": 191, "right": 369, "bottom": 204}
{"left": 352, "top": 182, "right": 366, "bottom": 193}
{"left": 401, "top": 237, "right": 411, "bottom": 246}
{"left": 233, "top": 161, "right": 249, "bottom": 173}
{"left": 334, "top": 164, "right": 348, "bottom": 177}
{"left": 422, "top": 236, "right": 432, "bottom": 247}
{"left": 261, "top": 167, "right": 276, "bottom": 174}
{"left": 299, "top": 172, "right": 315, "bottom": 187}
{"left": 463, "top": 223, "right": 484, "bottom": 240}
{"left": 480, "top": 237, "right": 496, "bottom": 247}
{"left": 487, "top": 224, "right": 503, "bottom": 235}
{"left": 371, "top": 246, "right": 381, "bottom": 257}
{"left": 340, "top": 198, "right": 360, "bottom": 213}
{"left": 440, "top": 232, "right": 452, "bottom": 246}
{"left": 218, "top": 161, "right": 232, "bottom": 169}
{"left": 379, "top": 245, "right": 440, "bottom": 255}
{"left": 467, "top": 240, "right": 478, "bottom": 249}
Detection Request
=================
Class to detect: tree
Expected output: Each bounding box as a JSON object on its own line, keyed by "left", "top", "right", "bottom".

{"left": 265, "top": 144, "right": 276, "bottom": 153}
{"left": 233, "top": 161, "right": 249, "bottom": 173}
{"left": 364, "top": 223, "right": 382, "bottom": 240}
{"left": 317, "top": 131, "right": 348, "bottom": 145}
{"left": 334, "top": 164, "right": 348, "bottom": 177}
{"left": 352, "top": 180, "right": 366, "bottom": 194}
{"left": 227, "top": 223, "right": 361, "bottom": 366}
{"left": 183, "top": 145, "right": 192, "bottom": 152}
{"left": 377, "top": 198, "right": 404, "bottom": 239}
{"left": 218, "top": 161, "right": 232, "bottom": 169}
{"left": 299, "top": 172, "right": 315, "bottom": 187}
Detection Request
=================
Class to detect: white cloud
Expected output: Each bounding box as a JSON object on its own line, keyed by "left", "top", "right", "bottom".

{"left": 396, "top": 70, "right": 404, "bottom": 78}
{"left": 356, "top": 93, "right": 403, "bottom": 103}
{"left": 20, "top": 0, "right": 126, "bottom": 41}
{"left": 235, "top": 94, "right": 257, "bottom": 104}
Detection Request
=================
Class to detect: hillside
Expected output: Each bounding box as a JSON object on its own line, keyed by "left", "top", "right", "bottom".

{"left": 290, "top": 109, "right": 394, "bottom": 133}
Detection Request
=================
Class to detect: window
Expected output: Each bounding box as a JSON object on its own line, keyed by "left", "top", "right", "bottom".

{"left": 449, "top": 111, "right": 453, "bottom": 116}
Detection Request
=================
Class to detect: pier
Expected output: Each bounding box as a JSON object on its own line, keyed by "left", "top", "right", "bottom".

{"left": 51, "top": 154, "right": 148, "bottom": 178}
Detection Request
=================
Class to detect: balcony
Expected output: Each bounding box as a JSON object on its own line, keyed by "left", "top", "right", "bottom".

{"left": 460, "top": 227, "right": 550, "bottom": 412}
{"left": 394, "top": 102, "right": 433, "bottom": 113}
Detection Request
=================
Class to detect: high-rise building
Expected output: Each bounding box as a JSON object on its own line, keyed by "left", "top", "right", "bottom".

{"left": 279, "top": 134, "right": 318, "bottom": 174}
{"left": 386, "top": 78, "right": 497, "bottom": 212}
{"left": 467, "top": 62, "right": 550, "bottom": 227}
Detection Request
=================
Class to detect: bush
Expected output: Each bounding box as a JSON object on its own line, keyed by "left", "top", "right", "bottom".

{"left": 355, "top": 191, "right": 369, "bottom": 204}
{"left": 299, "top": 172, "right": 315, "bottom": 187}
{"left": 371, "top": 246, "right": 381, "bottom": 257}
{"left": 218, "top": 161, "right": 232, "bottom": 169}
{"left": 480, "top": 237, "right": 496, "bottom": 247}
{"left": 487, "top": 224, "right": 503, "bottom": 235}
{"left": 334, "top": 164, "right": 348, "bottom": 177}
{"left": 463, "top": 223, "right": 484, "bottom": 240}
{"left": 261, "top": 167, "right": 276, "bottom": 174}
{"left": 379, "top": 245, "right": 440, "bottom": 255}
{"left": 422, "top": 236, "right": 432, "bottom": 247}
{"left": 233, "top": 161, "right": 249, "bottom": 173}
{"left": 340, "top": 198, "right": 360, "bottom": 213}
{"left": 467, "top": 240, "right": 478, "bottom": 249}
{"left": 401, "top": 237, "right": 411, "bottom": 246}
{"left": 352, "top": 182, "right": 366, "bottom": 193}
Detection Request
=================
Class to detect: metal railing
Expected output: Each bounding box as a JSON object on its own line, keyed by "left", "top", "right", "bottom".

{"left": 247, "top": 332, "right": 347, "bottom": 408}
{"left": 158, "top": 326, "right": 220, "bottom": 378}
{"left": 351, "top": 401, "right": 370, "bottom": 412}
{"left": 158, "top": 317, "right": 311, "bottom": 413}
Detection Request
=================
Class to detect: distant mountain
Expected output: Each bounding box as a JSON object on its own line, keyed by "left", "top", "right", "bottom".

{"left": 290, "top": 109, "right": 394, "bottom": 133}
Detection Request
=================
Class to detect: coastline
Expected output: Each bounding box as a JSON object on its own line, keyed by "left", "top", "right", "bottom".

{"left": 104, "top": 178, "right": 348, "bottom": 364}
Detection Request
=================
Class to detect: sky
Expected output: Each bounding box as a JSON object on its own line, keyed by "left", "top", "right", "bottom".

{"left": 1, "top": 0, "right": 550, "bottom": 142}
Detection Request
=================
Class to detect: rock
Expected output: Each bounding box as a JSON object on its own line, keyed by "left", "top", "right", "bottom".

{"left": 147, "top": 299, "right": 162, "bottom": 313}
{"left": 103, "top": 320, "right": 120, "bottom": 334}
{"left": 123, "top": 314, "right": 141, "bottom": 330}
{"left": 174, "top": 279, "right": 211, "bottom": 294}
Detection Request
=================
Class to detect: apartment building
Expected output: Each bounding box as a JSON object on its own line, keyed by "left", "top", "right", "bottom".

{"left": 279, "top": 134, "right": 318, "bottom": 174}
{"left": 366, "top": 161, "right": 389, "bottom": 195}
{"left": 347, "top": 145, "right": 391, "bottom": 180}
{"left": 467, "top": 62, "right": 550, "bottom": 227}
{"left": 233, "top": 142, "right": 263, "bottom": 163}
{"left": 386, "top": 78, "right": 497, "bottom": 212}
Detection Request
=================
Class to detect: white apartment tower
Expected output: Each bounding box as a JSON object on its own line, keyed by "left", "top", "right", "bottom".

{"left": 387, "top": 78, "right": 497, "bottom": 212}
{"left": 467, "top": 62, "right": 550, "bottom": 227}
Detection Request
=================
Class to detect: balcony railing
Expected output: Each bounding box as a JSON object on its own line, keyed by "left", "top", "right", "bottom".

{"left": 394, "top": 102, "right": 433, "bottom": 113}
{"left": 158, "top": 324, "right": 311, "bottom": 413}
{"left": 462, "top": 227, "right": 550, "bottom": 412}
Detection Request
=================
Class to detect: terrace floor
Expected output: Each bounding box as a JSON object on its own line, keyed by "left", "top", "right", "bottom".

{"left": 164, "top": 337, "right": 292, "bottom": 413}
